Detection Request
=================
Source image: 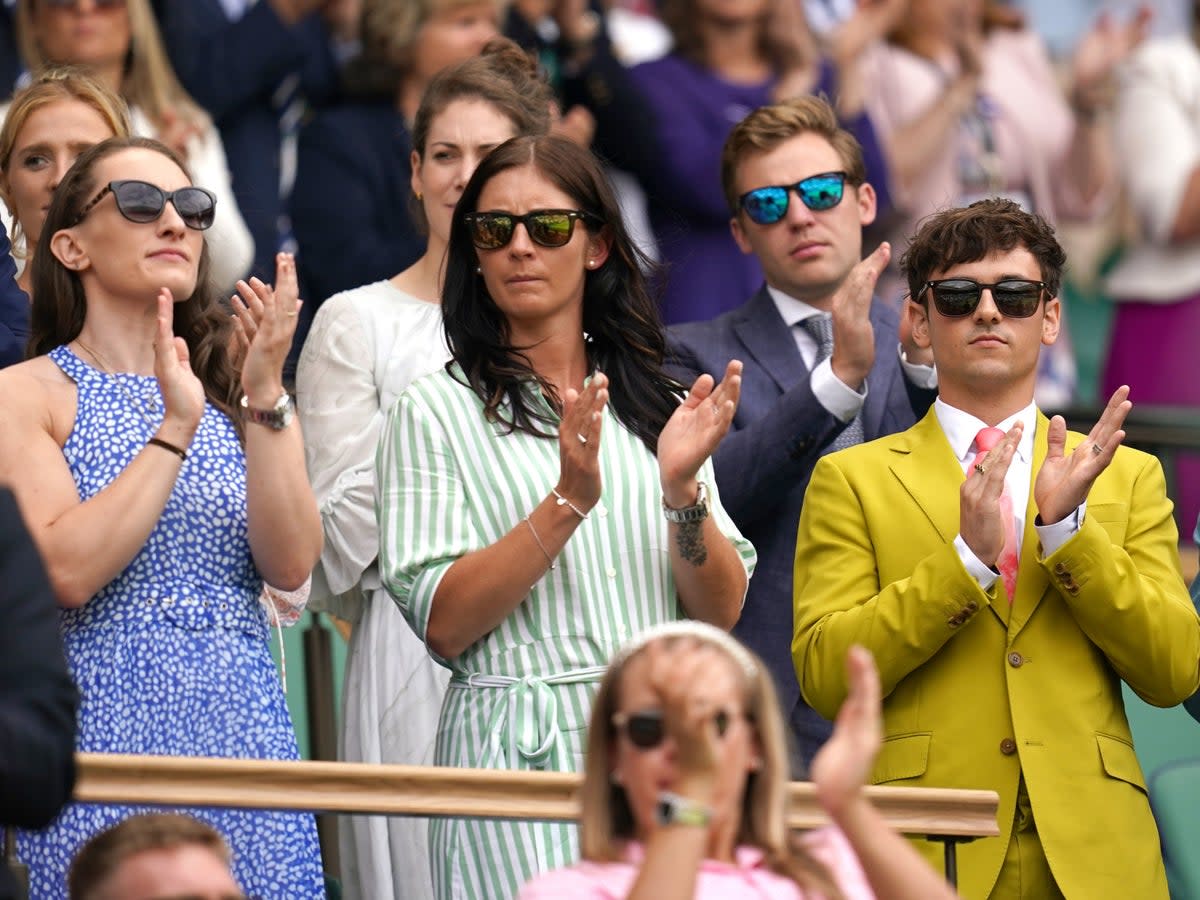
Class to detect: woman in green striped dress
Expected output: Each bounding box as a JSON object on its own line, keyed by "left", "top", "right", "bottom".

{"left": 377, "top": 134, "right": 757, "bottom": 900}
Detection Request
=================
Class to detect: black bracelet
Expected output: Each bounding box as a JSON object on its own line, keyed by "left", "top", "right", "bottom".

{"left": 147, "top": 437, "right": 188, "bottom": 462}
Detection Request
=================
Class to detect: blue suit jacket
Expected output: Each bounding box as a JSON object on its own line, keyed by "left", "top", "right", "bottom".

{"left": 0, "top": 229, "right": 29, "bottom": 369}
{"left": 153, "top": 0, "right": 340, "bottom": 279}
{"left": 666, "top": 286, "right": 934, "bottom": 769}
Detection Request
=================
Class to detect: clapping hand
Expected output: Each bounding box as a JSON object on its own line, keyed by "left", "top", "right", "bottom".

{"left": 959, "top": 423, "right": 1022, "bottom": 567}
{"left": 1035, "top": 386, "right": 1130, "bottom": 525}
{"left": 830, "top": 242, "right": 890, "bottom": 390}
{"left": 153, "top": 288, "right": 206, "bottom": 440}
{"left": 810, "top": 645, "right": 882, "bottom": 817}
{"left": 557, "top": 371, "right": 608, "bottom": 514}
{"left": 235, "top": 252, "right": 302, "bottom": 405}
{"left": 657, "top": 360, "right": 741, "bottom": 506}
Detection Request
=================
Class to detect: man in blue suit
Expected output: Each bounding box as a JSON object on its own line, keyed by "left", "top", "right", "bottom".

{"left": 666, "top": 96, "right": 937, "bottom": 769}
{"left": 151, "top": 0, "right": 344, "bottom": 281}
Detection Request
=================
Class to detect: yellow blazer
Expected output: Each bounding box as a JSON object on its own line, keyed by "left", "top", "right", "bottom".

{"left": 793, "top": 408, "right": 1200, "bottom": 899}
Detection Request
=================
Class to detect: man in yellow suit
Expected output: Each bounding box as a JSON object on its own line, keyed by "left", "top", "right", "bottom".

{"left": 793, "top": 198, "right": 1200, "bottom": 899}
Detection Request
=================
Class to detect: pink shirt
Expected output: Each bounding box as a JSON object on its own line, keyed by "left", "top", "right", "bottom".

{"left": 517, "top": 827, "right": 875, "bottom": 899}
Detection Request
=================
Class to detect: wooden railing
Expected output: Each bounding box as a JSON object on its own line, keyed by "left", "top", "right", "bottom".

{"left": 74, "top": 753, "right": 999, "bottom": 839}
{"left": 74, "top": 752, "right": 998, "bottom": 886}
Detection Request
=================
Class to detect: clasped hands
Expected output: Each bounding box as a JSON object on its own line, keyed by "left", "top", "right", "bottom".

{"left": 555, "top": 361, "right": 743, "bottom": 514}
{"left": 961, "top": 386, "right": 1131, "bottom": 566}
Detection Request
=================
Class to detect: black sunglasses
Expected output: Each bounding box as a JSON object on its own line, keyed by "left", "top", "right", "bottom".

{"left": 74, "top": 179, "right": 217, "bottom": 230}
{"left": 738, "top": 172, "right": 849, "bottom": 225}
{"left": 463, "top": 209, "right": 598, "bottom": 250}
{"left": 612, "top": 708, "right": 737, "bottom": 750}
{"left": 922, "top": 278, "right": 1046, "bottom": 319}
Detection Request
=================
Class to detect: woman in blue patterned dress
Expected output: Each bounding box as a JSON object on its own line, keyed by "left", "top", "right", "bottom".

{"left": 0, "top": 136, "right": 325, "bottom": 899}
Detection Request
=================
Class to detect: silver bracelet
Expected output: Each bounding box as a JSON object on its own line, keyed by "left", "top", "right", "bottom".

{"left": 551, "top": 487, "right": 589, "bottom": 520}
{"left": 524, "top": 517, "right": 556, "bottom": 570}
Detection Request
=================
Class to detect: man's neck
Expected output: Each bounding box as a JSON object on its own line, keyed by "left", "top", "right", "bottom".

{"left": 937, "top": 384, "right": 1036, "bottom": 428}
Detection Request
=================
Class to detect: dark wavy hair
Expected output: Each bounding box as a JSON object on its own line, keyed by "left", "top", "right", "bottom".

{"left": 28, "top": 136, "right": 241, "bottom": 432}
{"left": 900, "top": 197, "right": 1067, "bottom": 303}
{"left": 442, "top": 134, "right": 681, "bottom": 455}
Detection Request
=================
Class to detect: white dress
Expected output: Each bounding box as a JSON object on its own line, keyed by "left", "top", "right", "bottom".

{"left": 295, "top": 281, "right": 451, "bottom": 900}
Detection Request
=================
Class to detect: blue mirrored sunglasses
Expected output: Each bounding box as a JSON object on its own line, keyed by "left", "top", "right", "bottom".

{"left": 738, "top": 172, "right": 849, "bottom": 225}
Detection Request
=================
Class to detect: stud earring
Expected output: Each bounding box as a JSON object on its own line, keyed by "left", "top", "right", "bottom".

{"left": 587, "top": 259, "right": 596, "bottom": 269}
{"left": 415, "top": 191, "right": 423, "bottom": 201}
{"left": 475, "top": 265, "right": 482, "bottom": 274}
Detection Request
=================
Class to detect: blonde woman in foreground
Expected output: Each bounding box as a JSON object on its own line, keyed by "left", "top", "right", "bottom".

{"left": 521, "top": 623, "right": 958, "bottom": 899}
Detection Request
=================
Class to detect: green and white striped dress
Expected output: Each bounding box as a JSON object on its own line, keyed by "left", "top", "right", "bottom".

{"left": 377, "top": 365, "right": 756, "bottom": 900}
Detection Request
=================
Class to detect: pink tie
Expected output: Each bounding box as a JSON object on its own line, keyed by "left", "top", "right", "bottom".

{"left": 971, "top": 427, "right": 1019, "bottom": 603}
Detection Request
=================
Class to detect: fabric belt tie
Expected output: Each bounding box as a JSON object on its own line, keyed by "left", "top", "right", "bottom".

{"left": 449, "top": 665, "right": 607, "bottom": 771}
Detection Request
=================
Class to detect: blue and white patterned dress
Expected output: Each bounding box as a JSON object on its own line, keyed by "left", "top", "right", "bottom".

{"left": 17, "top": 346, "right": 325, "bottom": 900}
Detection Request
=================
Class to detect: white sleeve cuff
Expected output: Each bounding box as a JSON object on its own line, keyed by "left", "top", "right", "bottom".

{"left": 899, "top": 343, "right": 938, "bottom": 389}
{"left": 955, "top": 534, "right": 1000, "bottom": 590}
{"left": 1036, "top": 501, "right": 1087, "bottom": 557}
{"left": 811, "top": 357, "right": 867, "bottom": 424}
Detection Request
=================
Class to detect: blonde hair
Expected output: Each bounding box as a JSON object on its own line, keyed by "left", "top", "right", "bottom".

{"left": 17, "top": 0, "right": 209, "bottom": 136}
{"left": 0, "top": 66, "right": 131, "bottom": 249}
{"left": 580, "top": 622, "right": 844, "bottom": 899}
{"left": 720, "top": 95, "right": 866, "bottom": 214}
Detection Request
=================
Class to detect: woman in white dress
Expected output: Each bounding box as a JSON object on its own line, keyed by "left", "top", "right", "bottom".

{"left": 15, "top": 0, "right": 254, "bottom": 291}
{"left": 295, "top": 40, "right": 556, "bottom": 900}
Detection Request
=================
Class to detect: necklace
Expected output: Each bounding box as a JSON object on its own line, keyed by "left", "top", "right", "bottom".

{"left": 72, "top": 339, "right": 162, "bottom": 435}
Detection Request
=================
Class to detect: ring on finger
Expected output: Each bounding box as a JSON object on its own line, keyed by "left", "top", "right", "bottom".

{"left": 285, "top": 310, "right": 299, "bottom": 317}
{"left": 577, "top": 432, "right": 588, "bottom": 446}
{"left": 974, "top": 463, "right": 987, "bottom": 475}
{"left": 1091, "top": 442, "right": 1103, "bottom": 456}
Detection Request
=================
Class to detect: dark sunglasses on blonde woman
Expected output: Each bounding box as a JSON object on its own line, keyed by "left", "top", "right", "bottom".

{"left": 463, "top": 209, "right": 599, "bottom": 250}
{"left": 612, "top": 709, "right": 738, "bottom": 750}
{"left": 73, "top": 180, "right": 217, "bottom": 231}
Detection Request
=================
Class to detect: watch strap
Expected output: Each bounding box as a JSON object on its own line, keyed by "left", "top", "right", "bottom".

{"left": 662, "top": 481, "right": 710, "bottom": 524}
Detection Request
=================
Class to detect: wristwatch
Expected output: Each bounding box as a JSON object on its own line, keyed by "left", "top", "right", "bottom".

{"left": 240, "top": 391, "right": 295, "bottom": 431}
{"left": 662, "top": 481, "right": 710, "bottom": 524}
{"left": 655, "top": 791, "right": 712, "bottom": 828}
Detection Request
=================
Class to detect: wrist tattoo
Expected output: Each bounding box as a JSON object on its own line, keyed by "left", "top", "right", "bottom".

{"left": 675, "top": 520, "right": 708, "bottom": 566}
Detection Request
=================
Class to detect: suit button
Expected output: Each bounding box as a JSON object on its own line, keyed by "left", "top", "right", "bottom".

{"left": 1054, "top": 562, "right": 1067, "bottom": 575}
{"left": 1067, "top": 585, "right": 1080, "bottom": 596}
{"left": 947, "top": 615, "right": 961, "bottom": 628}
{"left": 1008, "top": 652, "right": 1024, "bottom": 668}
{"left": 966, "top": 600, "right": 979, "bottom": 613}
{"left": 1000, "top": 738, "right": 1018, "bottom": 755}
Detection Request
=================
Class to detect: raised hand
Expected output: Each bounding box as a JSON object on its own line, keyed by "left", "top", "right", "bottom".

{"left": 153, "top": 288, "right": 206, "bottom": 441}
{"left": 1071, "top": 6, "right": 1151, "bottom": 110}
{"left": 657, "top": 360, "right": 741, "bottom": 506}
{"left": 238, "top": 252, "right": 302, "bottom": 405}
{"left": 1035, "top": 386, "right": 1130, "bottom": 525}
{"left": 810, "top": 645, "right": 882, "bottom": 817}
{"left": 960, "top": 422, "right": 1022, "bottom": 566}
{"left": 830, "top": 242, "right": 890, "bottom": 389}
{"left": 640, "top": 638, "right": 731, "bottom": 798}
{"left": 557, "top": 371, "right": 608, "bottom": 514}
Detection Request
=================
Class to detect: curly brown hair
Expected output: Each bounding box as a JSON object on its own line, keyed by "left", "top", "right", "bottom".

{"left": 899, "top": 197, "right": 1066, "bottom": 303}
